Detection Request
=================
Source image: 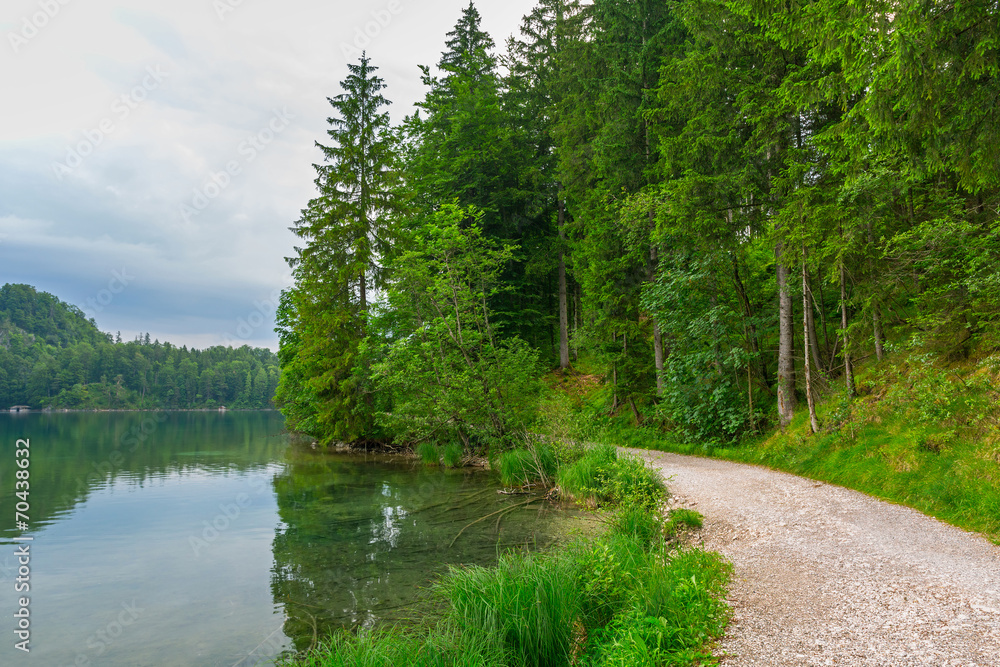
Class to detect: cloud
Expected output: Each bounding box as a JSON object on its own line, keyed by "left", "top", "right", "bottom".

{"left": 0, "top": 0, "right": 534, "bottom": 350}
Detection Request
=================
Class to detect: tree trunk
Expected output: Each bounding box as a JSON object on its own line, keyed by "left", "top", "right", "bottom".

{"left": 840, "top": 261, "right": 855, "bottom": 396}
{"left": 873, "top": 305, "right": 885, "bottom": 361}
{"left": 558, "top": 197, "right": 570, "bottom": 369}
{"left": 649, "top": 241, "right": 664, "bottom": 396}
{"left": 806, "top": 279, "right": 824, "bottom": 376}
{"left": 867, "top": 222, "right": 885, "bottom": 362}
{"left": 802, "top": 246, "right": 820, "bottom": 434}
{"left": 610, "top": 332, "right": 618, "bottom": 413}
{"left": 359, "top": 272, "right": 367, "bottom": 314}
{"left": 652, "top": 322, "right": 664, "bottom": 396}
{"left": 573, "top": 282, "right": 581, "bottom": 362}
{"left": 776, "top": 242, "right": 796, "bottom": 426}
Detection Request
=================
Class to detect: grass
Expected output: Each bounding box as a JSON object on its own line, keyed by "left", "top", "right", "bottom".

{"left": 496, "top": 442, "right": 557, "bottom": 487}
{"left": 556, "top": 444, "right": 665, "bottom": 510}
{"left": 417, "top": 441, "right": 441, "bottom": 466}
{"left": 442, "top": 442, "right": 464, "bottom": 468}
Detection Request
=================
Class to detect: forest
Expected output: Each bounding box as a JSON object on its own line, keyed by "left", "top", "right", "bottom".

{"left": 0, "top": 283, "right": 280, "bottom": 409}
{"left": 276, "top": 0, "right": 999, "bottom": 449}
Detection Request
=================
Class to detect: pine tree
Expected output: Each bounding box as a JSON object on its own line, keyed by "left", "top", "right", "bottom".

{"left": 277, "top": 54, "right": 401, "bottom": 444}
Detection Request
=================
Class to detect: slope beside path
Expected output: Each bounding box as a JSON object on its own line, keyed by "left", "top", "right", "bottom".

{"left": 629, "top": 449, "right": 1000, "bottom": 666}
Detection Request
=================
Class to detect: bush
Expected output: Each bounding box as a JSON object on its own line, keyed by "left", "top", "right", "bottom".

{"left": 557, "top": 446, "right": 665, "bottom": 509}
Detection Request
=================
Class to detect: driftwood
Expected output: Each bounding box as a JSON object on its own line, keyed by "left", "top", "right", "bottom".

{"left": 449, "top": 497, "right": 541, "bottom": 548}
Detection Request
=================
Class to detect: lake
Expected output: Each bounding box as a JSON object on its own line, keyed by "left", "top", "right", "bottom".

{"left": 0, "top": 411, "right": 585, "bottom": 666}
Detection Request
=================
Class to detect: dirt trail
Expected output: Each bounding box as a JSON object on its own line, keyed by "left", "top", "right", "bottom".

{"left": 629, "top": 449, "right": 1000, "bottom": 666}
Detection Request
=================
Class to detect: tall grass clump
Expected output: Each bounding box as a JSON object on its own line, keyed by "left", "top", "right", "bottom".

{"left": 557, "top": 445, "right": 665, "bottom": 509}
{"left": 442, "top": 442, "right": 464, "bottom": 468}
{"left": 417, "top": 441, "right": 440, "bottom": 466}
{"left": 497, "top": 442, "right": 557, "bottom": 487}
{"left": 440, "top": 552, "right": 580, "bottom": 667}
{"left": 556, "top": 443, "right": 617, "bottom": 504}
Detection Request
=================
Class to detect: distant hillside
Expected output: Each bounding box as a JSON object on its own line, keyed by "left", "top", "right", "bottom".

{"left": 0, "top": 283, "right": 107, "bottom": 349}
{"left": 0, "top": 283, "right": 279, "bottom": 410}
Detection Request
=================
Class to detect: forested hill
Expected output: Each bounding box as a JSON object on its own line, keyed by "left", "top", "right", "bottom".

{"left": 0, "top": 283, "right": 279, "bottom": 410}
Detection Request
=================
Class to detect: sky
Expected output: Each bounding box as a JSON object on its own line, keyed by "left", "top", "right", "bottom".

{"left": 0, "top": 0, "right": 535, "bottom": 351}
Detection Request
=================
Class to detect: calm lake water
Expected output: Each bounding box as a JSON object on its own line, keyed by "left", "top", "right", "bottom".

{"left": 0, "top": 412, "right": 583, "bottom": 666}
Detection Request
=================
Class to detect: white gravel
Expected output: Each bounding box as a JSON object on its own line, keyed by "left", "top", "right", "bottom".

{"left": 629, "top": 449, "right": 1000, "bottom": 666}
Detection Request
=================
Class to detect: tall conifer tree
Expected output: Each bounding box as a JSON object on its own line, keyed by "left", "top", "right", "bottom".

{"left": 276, "top": 53, "right": 400, "bottom": 444}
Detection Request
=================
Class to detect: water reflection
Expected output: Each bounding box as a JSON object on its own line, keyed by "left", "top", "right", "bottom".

{"left": 270, "top": 449, "right": 583, "bottom": 652}
{"left": 0, "top": 411, "right": 286, "bottom": 539}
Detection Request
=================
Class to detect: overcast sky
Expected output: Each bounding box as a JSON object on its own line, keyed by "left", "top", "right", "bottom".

{"left": 0, "top": 0, "right": 534, "bottom": 350}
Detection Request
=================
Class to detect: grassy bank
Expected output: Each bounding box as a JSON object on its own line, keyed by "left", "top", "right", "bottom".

{"left": 280, "top": 447, "right": 732, "bottom": 667}
{"left": 553, "top": 350, "right": 1000, "bottom": 544}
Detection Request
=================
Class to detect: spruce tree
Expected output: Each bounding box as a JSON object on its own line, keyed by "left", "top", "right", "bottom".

{"left": 276, "top": 53, "right": 401, "bottom": 444}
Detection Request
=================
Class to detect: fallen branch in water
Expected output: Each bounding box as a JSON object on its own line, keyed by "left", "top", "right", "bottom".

{"left": 449, "top": 497, "right": 540, "bottom": 548}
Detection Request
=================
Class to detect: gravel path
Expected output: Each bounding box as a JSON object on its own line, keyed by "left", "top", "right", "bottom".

{"left": 629, "top": 449, "right": 1000, "bottom": 666}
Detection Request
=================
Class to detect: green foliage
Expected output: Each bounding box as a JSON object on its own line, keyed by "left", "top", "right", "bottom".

{"left": 606, "top": 506, "right": 664, "bottom": 551}
{"left": 284, "top": 627, "right": 505, "bottom": 667}
{"left": 556, "top": 444, "right": 618, "bottom": 505}
{"left": 557, "top": 445, "right": 664, "bottom": 510}
{"left": 369, "top": 204, "right": 542, "bottom": 451}
{"left": 641, "top": 255, "right": 763, "bottom": 443}
{"left": 587, "top": 548, "right": 731, "bottom": 667}
{"left": 442, "top": 551, "right": 581, "bottom": 667}
{"left": 277, "top": 53, "right": 402, "bottom": 445}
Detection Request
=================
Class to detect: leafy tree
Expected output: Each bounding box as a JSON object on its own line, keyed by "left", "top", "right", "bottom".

{"left": 367, "top": 204, "right": 541, "bottom": 451}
